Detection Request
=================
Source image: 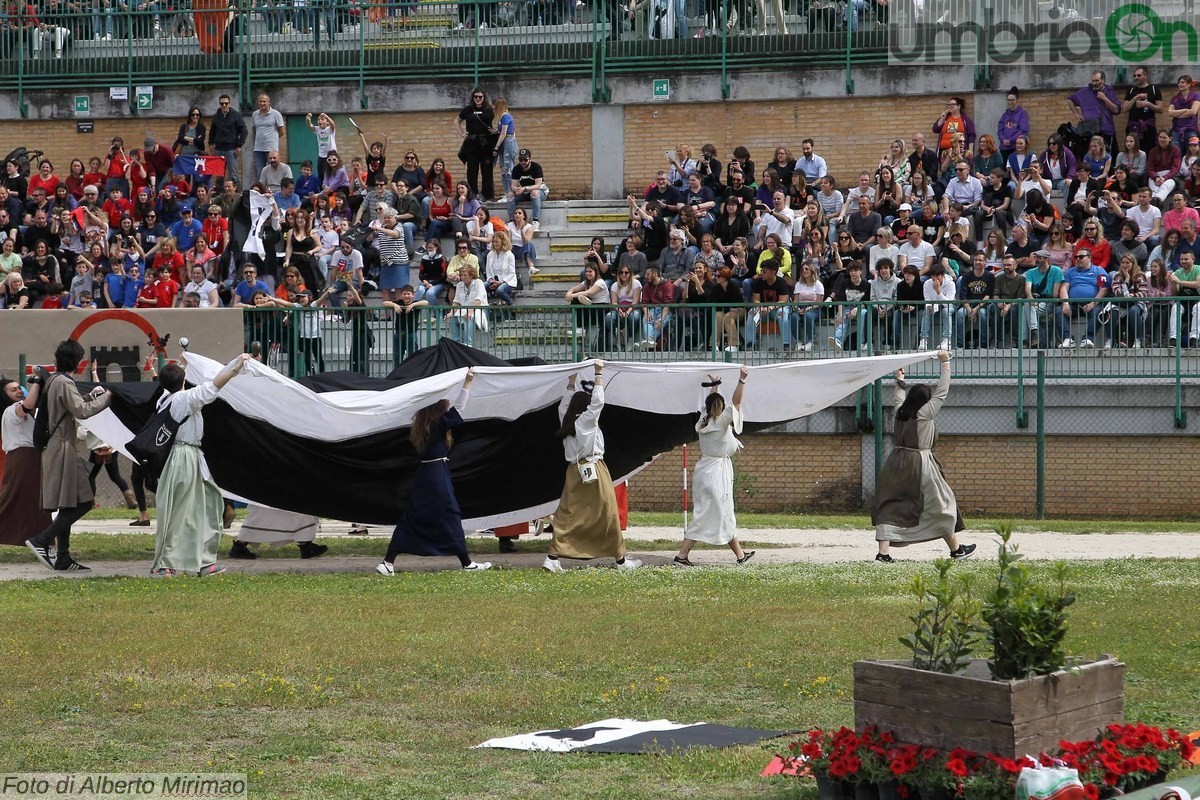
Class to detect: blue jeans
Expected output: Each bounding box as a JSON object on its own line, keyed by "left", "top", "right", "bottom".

{"left": 745, "top": 305, "right": 791, "bottom": 347}
{"left": 831, "top": 308, "right": 863, "bottom": 348}
{"left": 506, "top": 186, "right": 548, "bottom": 222}
{"left": 498, "top": 137, "right": 518, "bottom": 196}
{"left": 1113, "top": 303, "right": 1144, "bottom": 345}
{"left": 955, "top": 305, "right": 990, "bottom": 348}
{"left": 400, "top": 221, "right": 417, "bottom": 257}
{"left": 427, "top": 218, "right": 452, "bottom": 239}
{"left": 1055, "top": 301, "right": 1101, "bottom": 341}
{"left": 450, "top": 315, "right": 477, "bottom": 346}
{"left": 511, "top": 241, "right": 536, "bottom": 267}
{"left": 214, "top": 148, "right": 239, "bottom": 182}
{"left": 253, "top": 151, "right": 270, "bottom": 179}
{"left": 643, "top": 306, "right": 669, "bottom": 343}
{"left": 414, "top": 282, "right": 447, "bottom": 305}
{"left": 604, "top": 307, "right": 642, "bottom": 346}
{"left": 921, "top": 304, "right": 952, "bottom": 343}
{"left": 490, "top": 282, "right": 515, "bottom": 305}
{"left": 793, "top": 306, "right": 823, "bottom": 344}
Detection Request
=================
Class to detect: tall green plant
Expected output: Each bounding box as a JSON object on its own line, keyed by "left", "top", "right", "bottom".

{"left": 982, "top": 524, "right": 1076, "bottom": 680}
{"left": 900, "top": 559, "right": 983, "bottom": 673}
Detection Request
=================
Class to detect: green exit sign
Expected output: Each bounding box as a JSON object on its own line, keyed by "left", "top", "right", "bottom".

{"left": 652, "top": 79, "right": 669, "bottom": 101}
{"left": 136, "top": 85, "right": 154, "bottom": 111}
{"left": 73, "top": 95, "right": 90, "bottom": 116}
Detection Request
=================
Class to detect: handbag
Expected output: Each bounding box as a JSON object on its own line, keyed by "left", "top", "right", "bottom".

{"left": 577, "top": 424, "right": 601, "bottom": 484}
{"left": 1015, "top": 764, "right": 1086, "bottom": 800}
{"left": 126, "top": 405, "right": 189, "bottom": 481}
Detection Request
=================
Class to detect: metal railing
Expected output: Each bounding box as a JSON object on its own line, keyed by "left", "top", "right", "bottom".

{"left": 10, "top": 0, "right": 1189, "bottom": 111}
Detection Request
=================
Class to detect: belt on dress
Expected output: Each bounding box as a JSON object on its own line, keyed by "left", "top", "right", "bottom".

{"left": 421, "top": 457, "right": 449, "bottom": 463}
{"left": 178, "top": 442, "right": 202, "bottom": 448}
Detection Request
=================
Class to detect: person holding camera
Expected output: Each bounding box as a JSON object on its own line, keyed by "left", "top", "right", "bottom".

{"left": 26, "top": 341, "right": 113, "bottom": 572}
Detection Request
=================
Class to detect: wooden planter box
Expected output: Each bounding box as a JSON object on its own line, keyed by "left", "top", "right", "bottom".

{"left": 853, "top": 657, "right": 1125, "bottom": 758}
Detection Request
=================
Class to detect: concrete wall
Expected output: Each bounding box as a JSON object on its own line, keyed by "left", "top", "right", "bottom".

{"left": 5, "top": 62, "right": 1196, "bottom": 197}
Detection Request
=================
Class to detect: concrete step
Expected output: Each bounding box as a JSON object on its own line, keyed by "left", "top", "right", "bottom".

{"left": 567, "top": 212, "right": 629, "bottom": 224}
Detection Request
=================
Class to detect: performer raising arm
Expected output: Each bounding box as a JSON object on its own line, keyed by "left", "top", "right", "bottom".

{"left": 674, "top": 366, "right": 756, "bottom": 567}
{"left": 543, "top": 360, "right": 642, "bottom": 573}
{"left": 871, "top": 350, "right": 976, "bottom": 563}
{"left": 377, "top": 369, "right": 493, "bottom": 575}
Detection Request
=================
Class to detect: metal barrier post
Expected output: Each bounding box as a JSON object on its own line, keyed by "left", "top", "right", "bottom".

{"left": 1035, "top": 349, "right": 1045, "bottom": 519}
{"left": 19, "top": 354, "right": 27, "bottom": 389}
{"left": 1174, "top": 301, "right": 1187, "bottom": 428}
{"left": 1015, "top": 301, "right": 1027, "bottom": 428}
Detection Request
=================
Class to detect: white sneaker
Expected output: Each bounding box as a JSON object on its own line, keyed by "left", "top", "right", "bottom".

{"left": 574, "top": 327, "right": 586, "bottom": 336}
{"left": 464, "top": 561, "right": 492, "bottom": 571}
{"left": 531, "top": 220, "right": 540, "bottom": 231}
{"left": 1133, "top": 339, "right": 1142, "bottom": 349}
{"left": 1061, "top": 338, "right": 1075, "bottom": 348}
{"left": 478, "top": 21, "right": 487, "bottom": 28}
{"left": 616, "top": 557, "right": 642, "bottom": 570}
{"left": 375, "top": 561, "right": 394, "bottom": 576}
{"left": 724, "top": 344, "right": 739, "bottom": 353}
{"left": 828, "top": 336, "right": 842, "bottom": 351}
{"left": 640, "top": 338, "right": 656, "bottom": 348}
{"left": 1081, "top": 338, "right": 1095, "bottom": 348}
{"left": 938, "top": 338, "right": 950, "bottom": 350}
{"left": 527, "top": 265, "right": 539, "bottom": 276}
{"left": 542, "top": 556, "right": 564, "bottom": 573}
{"left": 804, "top": 341, "right": 813, "bottom": 352}
{"left": 454, "top": 22, "right": 465, "bottom": 29}
{"left": 918, "top": 338, "right": 928, "bottom": 349}
{"left": 1103, "top": 339, "right": 1112, "bottom": 350}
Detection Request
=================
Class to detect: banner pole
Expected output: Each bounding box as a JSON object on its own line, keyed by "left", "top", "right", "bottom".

{"left": 682, "top": 443, "right": 688, "bottom": 533}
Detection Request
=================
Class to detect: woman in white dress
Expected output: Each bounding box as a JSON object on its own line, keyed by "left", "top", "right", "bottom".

{"left": 674, "top": 366, "right": 755, "bottom": 567}
{"left": 871, "top": 350, "right": 976, "bottom": 563}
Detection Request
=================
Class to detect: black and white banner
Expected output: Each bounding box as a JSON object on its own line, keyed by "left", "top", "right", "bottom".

{"left": 82, "top": 339, "right": 933, "bottom": 528}
{"left": 474, "top": 718, "right": 788, "bottom": 754}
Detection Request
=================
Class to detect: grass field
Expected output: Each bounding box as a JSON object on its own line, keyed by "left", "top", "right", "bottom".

{"left": 2, "top": 553, "right": 1198, "bottom": 799}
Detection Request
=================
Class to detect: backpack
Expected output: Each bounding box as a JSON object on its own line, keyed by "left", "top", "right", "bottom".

{"left": 126, "top": 401, "right": 189, "bottom": 481}
{"left": 31, "top": 373, "right": 58, "bottom": 450}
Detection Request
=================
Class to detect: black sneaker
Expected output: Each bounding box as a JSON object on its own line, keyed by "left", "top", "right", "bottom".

{"left": 298, "top": 542, "right": 328, "bottom": 559}
{"left": 950, "top": 543, "right": 977, "bottom": 560}
{"left": 673, "top": 555, "right": 695, "bottom": 567}
{"left": 26, "top": 539, "right": 54, "bottom": 569}
{"left": 498, "top": 537, "right": 518, "bottom": 553}
{"left": 54, "top": 558, "right": 91, "bottom": 572}
{"left": 875, "top": 553, "right": 895, "bottom": 563}
{"left": 228, "top": 540, "right": 257, "bottom": 560}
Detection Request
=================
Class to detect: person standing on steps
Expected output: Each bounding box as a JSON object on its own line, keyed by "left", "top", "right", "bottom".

{"left": 543, "top": 360, "right": 642, "bottom": 574}
{"left": 674, "top": 366, "right": 756, "bottom": 567}
{"left": 27, "top": 340, "right": 113, "bottom": 572}
{"left": 455, "top": 88, "right": 496, "bottom": 201}
{"left": 871, "top": 350, "right": 975, "bottom": 564}
{"left": 150, "top": 354, "right": 252, "bottom": 578}
{"left": 376, "top": 369, "right": 493, "bottom": 575}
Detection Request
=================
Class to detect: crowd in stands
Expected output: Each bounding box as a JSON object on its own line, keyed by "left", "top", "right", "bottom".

{"left": 5, "top": 71, "right": 1200, "bottom": 359}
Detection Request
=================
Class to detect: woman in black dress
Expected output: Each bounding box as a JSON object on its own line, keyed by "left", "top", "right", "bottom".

{"left": 376, "top": 369, "right": 492, "bottom": 574}
{"left": 455, "top": 88, "right": 496, "bottom": 201}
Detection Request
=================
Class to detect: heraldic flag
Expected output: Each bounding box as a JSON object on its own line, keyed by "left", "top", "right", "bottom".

{"left": 173, "top": 154, "right": 227, "bottom": 177}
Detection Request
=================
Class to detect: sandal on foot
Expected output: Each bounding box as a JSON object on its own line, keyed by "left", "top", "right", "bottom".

{"left": 736, "top": 550, "right": 756, "bottom": 565}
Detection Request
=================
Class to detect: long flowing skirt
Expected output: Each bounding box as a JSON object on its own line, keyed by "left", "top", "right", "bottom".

{"left": 872, "top": 448, "right": 964, "bottom": 544}
{"left": 389, "top": 460, "right": 467, "bottom": 557}
{"left": 549, "top": 460, "right": 625, "bottom": 560}
{"left": 0, "top": 447, "right": 54, "bottom": 546}
{"left": 153, "top": 444, "right": 224, "bottom": 572}
{"left": 685, "top": 455, "right": 736, "bottom": 545}
{"left": 238, "top": 505, "right": 319, "bottom": 545}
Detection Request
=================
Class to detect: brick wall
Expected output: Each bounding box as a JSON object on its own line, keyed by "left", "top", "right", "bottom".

{"left": 0, "top": 106, "right": 594, "bottom": 197}
{"left": 0, "top": 87, "right": 1153, "bottom": 198}
{"left": 625, "top": 433, "right": 1200, "bottom": 519}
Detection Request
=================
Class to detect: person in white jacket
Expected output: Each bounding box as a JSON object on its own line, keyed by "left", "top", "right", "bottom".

{"left": 484, "top": 229, "right": 518, "bottom": 307}
{"left": 918, "top": 264, "right": 956, "bottom": 350}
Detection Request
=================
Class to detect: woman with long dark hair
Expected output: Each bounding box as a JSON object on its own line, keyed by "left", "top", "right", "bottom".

{"left": 377, "top": 369, "right": 492, "bottom": 575}
{"left": 674, "top": 367, "right": 755, "bottom": 567}
{"left": 544, "top": 360, "right": 640, "bottom": 573}
{"left": 871, "top": 350, "right": 975, "bottom": 563}
{"left": 0, "top": 375, "right": 52, "bottom": 548}
{"left": 455, "top": 88, "right": 496, "bottom": 200}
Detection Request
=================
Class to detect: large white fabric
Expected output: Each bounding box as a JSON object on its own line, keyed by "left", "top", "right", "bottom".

{"left": 81, "top": 351, "right": 936, "bottom": 528}
{"left": 238, "top": 505, "right": 319, "bottom": 545}
{"left": 243, "top": 191, "right": 274, "bottom": 258}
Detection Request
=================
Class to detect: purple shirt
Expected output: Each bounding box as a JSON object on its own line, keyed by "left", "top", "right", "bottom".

{"left": 997, "top": 107, "right": 1030, "bottom": 152}
{"left": 1170, "top": 91, "right": 1200, "bottom": 133}
{"left": 1068, "top": 84, "right": 1120, "bottom": 136}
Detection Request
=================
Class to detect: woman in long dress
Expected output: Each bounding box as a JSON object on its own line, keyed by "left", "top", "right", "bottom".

{"left": 151, "top": 354, "right": 251, "bottom": 578}
{"left": 871, "top": 350, "right": 976, "bottom": 563}
{"left": 543, "top": 359, "right": 641, "bottom": 573}
{"left": 376, "top": 369, "right": 492, "bottom": 575}
{"left": 674, "top": 366, "right": 756, "bottom": 567}
{"left": 0, "top": 377, "right": 53, "bottom": 547}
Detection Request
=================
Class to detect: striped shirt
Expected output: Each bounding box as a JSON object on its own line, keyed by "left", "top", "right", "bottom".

{"left": 373, "top": 227, "right": 409, "bottom": 265}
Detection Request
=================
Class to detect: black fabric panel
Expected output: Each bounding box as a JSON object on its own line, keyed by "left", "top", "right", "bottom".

{"left": 581, "top": 724, "right": 790, "bottom": 754}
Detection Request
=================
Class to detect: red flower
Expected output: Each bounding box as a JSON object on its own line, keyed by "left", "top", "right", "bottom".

{"left": 1083, "top": 783, "right": 1100, "bottom": 800}
{"left": 946, "top": 758, "right": 969, "bottom": 778}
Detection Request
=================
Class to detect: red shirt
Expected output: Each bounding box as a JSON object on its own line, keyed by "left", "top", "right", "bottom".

{"left": 135, "top": 281, "right": 161, "bottom": 308}
{"left": 29, "top": 174, "right": 60, "bottom": 197}
{"left": 152, "top": 251, "right": 186, "bottom": 285}
{"left": 102, "top": 197, "right": 132, "bottom": 228}
{"left": 201, "top": 217, "right": 228, "bottom": 255}
{"left": 105, "top": 152, "right": 130, "bottom": 179}
{"left": 82, "top": 172, "right": 105, "bottom": 193}
{"left": 156, "top": 277, "right": 181, "bottom": 308}
{"left": 1073, "top": 238, "right": 1112, "bottom": 271}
